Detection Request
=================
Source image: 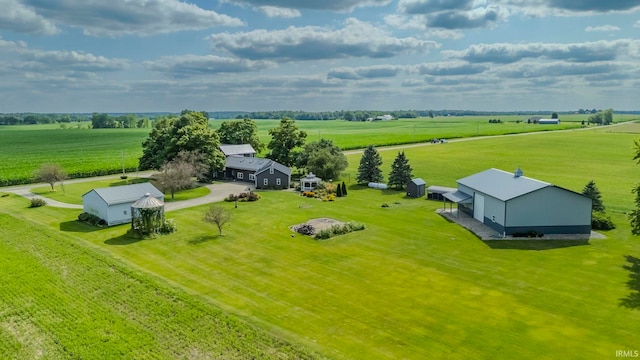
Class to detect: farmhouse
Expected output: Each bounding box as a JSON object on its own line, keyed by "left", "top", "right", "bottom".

{"left": 443, "top": 168, "right": 592, "bottom": 235}
{"left": 82, "top": 183, "right": 164, "bottom": 226}
{"left": 223, "top": 156, "right": 291, "bottom": 189}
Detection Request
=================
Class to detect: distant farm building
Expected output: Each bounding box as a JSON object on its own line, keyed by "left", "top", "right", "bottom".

{"left": 443, "top": 168, "right": 591, "bottom": 235}
{"left": 406, "top": 178, "right": 426, "bottom": 198}
{"left": 82, "top": 183, "right": 164, "bottom": 226}
{"left": 538, "top": 119, "right": 560, "bottom": 124}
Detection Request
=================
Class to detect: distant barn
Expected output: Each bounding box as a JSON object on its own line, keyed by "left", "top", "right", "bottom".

{"left": 82, "top": 183, "right": 164, "bottom": 226}
{"left": 538, "top": 119, "right": 560, "bottom": 124}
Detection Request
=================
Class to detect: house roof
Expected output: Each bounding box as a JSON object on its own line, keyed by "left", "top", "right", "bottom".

{"left": 301, "top": 172, "right": 322, "bottom": 182}
{"left": 220, "top": 144, "right": 256, "bottom": 156}
{"left": 225, "top": 156, "right": 272, "bottom": 171}
{"left": 443, "top": 190, "right": 473, "bottom": 204}
{"left": 83, "top": 182, "right": 163, "bottom": 206}
{"left": 409, "top": 178, "right": 426, "bottom": 186}
{"left": 255, "top": 160, "right": 292, "bottom": 176}
{"left": 457, "top": 168, "right": 550, "bottom": 201}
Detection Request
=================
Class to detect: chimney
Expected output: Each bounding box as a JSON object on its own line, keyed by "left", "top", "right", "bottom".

{"left": 514, "top": 167, "right": 523, "bottom": 178}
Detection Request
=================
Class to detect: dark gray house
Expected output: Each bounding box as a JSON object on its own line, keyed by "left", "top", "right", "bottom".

{"left": 223, "top": 156, "right": 291, "bottom": 189}
{"left": 406, "top": 178, "right": 426, "bottom": 198}
{"left": 444, "top": 168, "right": 592, "bottom": 235}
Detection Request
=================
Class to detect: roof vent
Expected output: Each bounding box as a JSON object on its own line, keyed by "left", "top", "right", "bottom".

{"left": 514, "top": 167, "right": 523, "bottom": 178}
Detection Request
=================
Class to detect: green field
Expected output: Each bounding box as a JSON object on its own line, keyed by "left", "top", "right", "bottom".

{"left": 5, "top": 114, "right": 638, "bottom": 186}
{"left": 3, "top": 124, "right": 640, "bottom": 359}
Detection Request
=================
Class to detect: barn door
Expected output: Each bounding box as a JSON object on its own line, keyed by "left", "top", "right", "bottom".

{"left": 473, "top": 193, "right": 485, "bottom": 222}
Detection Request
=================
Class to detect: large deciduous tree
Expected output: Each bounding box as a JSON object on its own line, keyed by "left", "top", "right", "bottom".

{"left": 297, "top": 139, "right": 347, "bottom": 180}
{"left": 139, "top": 111, "right": 225, "bottom": 178}
{"left": 34, "top": 163, "right": 67, "bottom": 191}
{"left": 152, "top": 151, "right": 208, "bottom": 200}
{"left": 216, "top": 118, "right": 264, "bottom": 153}
{"left": 356, "top": 145, "right": 383, "bottom": 184}
{"left": 582, "top": 180, "right": 605, "bottom": 213}
{"left": 267, "top": 117, "right": 307, "bottom": 167}
{"left": 388, "top": 151, "right": 413, "bottom": 190}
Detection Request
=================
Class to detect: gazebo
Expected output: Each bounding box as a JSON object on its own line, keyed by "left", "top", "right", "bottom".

{"left": 300, "top": 172, "right": 322, "bottom": 191}
{"left": 131, "top": 193, "right": 165, "bottom": 236}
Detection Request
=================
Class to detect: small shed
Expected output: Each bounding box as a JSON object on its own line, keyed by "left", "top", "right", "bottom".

{"left": 131, "top": 193, "right": 165, "bottom": 235}
{"left": 427, "top": 185, "right": 457, "bottom": 201}
{"left": 300, "top": 172, "right": 322, "bottom": 191}
{"left": 82, "top": 183, "right": 164, "bottom": 226}
{"left": 406, "top": 178, "right": 426, "bottom": 198}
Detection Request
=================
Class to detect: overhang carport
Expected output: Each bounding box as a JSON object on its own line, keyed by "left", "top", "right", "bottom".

{"left": 442, "top": 190, "right": 473, "bottom": 217}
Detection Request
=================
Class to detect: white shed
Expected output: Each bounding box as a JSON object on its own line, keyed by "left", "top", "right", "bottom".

{"left": 82, "top": 183, "right": 164, "bottom": 226}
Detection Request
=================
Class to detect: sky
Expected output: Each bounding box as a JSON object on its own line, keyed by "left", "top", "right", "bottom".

{"left": 1, "top": 0, "right": 640, "bottom": 113}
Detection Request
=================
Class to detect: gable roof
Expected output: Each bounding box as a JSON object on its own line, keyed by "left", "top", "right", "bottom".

{"left": 225, "top": 156, "right": 272, "bottom": 172}
{"left": 457, "top": 168, "right": 550, "bottom": 201}
{"left": 83, "top": 182, "right": 163, "bottom": 206}
{"left": 255, "top": 160, "right": 292, "bottom": 176}
{"left": 219, "top": 144, "right": 256, "bottom": 157}
{"left": 409, "top": 178, "right": 426, "bottom": 186}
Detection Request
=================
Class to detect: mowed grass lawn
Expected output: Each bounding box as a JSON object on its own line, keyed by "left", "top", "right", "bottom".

{"left": 8, "top": 125, "right": 640, "bottom": 359}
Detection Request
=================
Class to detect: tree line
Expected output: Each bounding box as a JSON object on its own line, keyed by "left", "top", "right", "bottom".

{"left": 0, "top": 113, "right": 88, "bottom": 125}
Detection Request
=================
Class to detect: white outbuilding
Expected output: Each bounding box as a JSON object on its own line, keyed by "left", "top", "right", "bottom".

{"left": 82, "top": 183, "right": 164, "bottom": 226}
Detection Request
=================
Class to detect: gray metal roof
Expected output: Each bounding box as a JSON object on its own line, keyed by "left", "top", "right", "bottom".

{"left": 427, "top": 185, "right": 457, "bottom": 194}
{"left": 131, "top": 193, "right": 164, "bottom": 209}
{"left": 255, "top": 160, "right": 292, "bottom": 176}
{"left": 219, "top": 144, "right": 256, "bottom": 156}
{"left": 409, "top": 178, "right": 426, "bottom": 186}
{"left": 443, "top": 190, "right": 473, "bottom": 203}
{"left": 225, "top": 156, "right": 272, "bottom": 171}
{"left": 457, "top": 168, "right": 550, "bottom": 201}
{"left": 84, "top": 183, "right": 163, "bottom": 206}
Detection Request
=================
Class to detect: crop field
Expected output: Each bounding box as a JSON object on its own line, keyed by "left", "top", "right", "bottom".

{"left": 3, "top": 124, "right": 640, "bottom": 359}
{"left": 5, "top": 114, "right": 638, "bottom": 186}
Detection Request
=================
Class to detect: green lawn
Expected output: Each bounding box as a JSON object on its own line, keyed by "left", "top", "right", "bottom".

{"left": 31, "top": 177, "right": 210, "bottom": 204}
{"left": 5, "top": 125, "right": 640, "bottom": 359}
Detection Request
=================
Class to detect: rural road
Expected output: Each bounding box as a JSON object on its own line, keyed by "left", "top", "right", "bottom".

{"left": 2, "top": 121, "right": 632, "bottom": 210}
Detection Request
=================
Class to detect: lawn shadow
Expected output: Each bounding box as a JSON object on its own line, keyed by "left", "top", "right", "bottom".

{"left": 59, "top": 220, "right": 101, "bottom": 233}
{"left": 483, "top": 239, "right": 590, "bottom": 250}
{"left": 619, "top": 255, "right": 640, "bottom": 309}
{"left": 188, "top": 234, "right": 220, "bottom": 245}
{"left": 104, "top": 233, "right": 142, "bottom": 246}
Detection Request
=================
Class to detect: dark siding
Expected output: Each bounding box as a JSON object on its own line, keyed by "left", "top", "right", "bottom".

{"left": 256, "top": 169, "right": 290, "bottom": 189}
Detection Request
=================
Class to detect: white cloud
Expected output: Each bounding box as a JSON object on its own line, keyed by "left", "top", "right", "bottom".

{"left": 585, "top": 25, "right": 621, "bottom": 32}
{"left": 208, "top": 18, "right": 438, "bottom": 62}
{"left": 221, "top": 0, "right": 392, "bottom": 12}
{"left": 21, "top": 0, "right": 244, "bottom": 37}
{"left": 144, "top": 55, "right": 276, "bottom": 78}
{"left": 0, "top": 0, "right": 58, "bottom": 34}
{"left": 258, "top": 6, "right": 301, "bottom": 18}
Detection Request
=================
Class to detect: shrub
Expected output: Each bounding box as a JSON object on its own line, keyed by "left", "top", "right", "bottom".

{"left": 381, "top": 203, "right": 389, "bottom": 208}
{"left": 247, "top": 192, "right": 260, "bottom": 202}
{"left": 0, "top": 193, "right": 9, "bottom": 198}
{"left": 29, "top": 198, "right": 47, "bottom": 208}
{"left": 120, "top": 175, "right": 128, "bottom": 179}
{"left": 302, "top": 191, "right": 315, "bottom": 198}
{"left": 315, "top": 222, "right": 365, "bottom": 240}
{"left": 296, "top": 224, "right": 315, "bottom": 236}
{"left": 77, "top": 212, "right": 105, "bottom": 226}
{"left": 592, "top": 212, "right": 615, "bottom": 230}
{"left": 224, "top": 193, "right": 239, "bottom": 202}
{"left": 160, "top": 219, "right": 177, "bottom": 234}
{"left": 322, "top": 194, "right": 336, "bottom": 202}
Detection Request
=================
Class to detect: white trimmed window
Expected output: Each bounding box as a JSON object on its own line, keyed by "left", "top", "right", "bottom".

{"left": 249, "top": 173, "right": 255, "bottom": 181}
{"left": 237, "top": 172, "right": 243, "bottom": 179}
{"left": 276, "top": 178, "right": 281, "bottom": 186}
{"left": 263, "top": 178, "right": 268, "bottom": 186}
{"left": 269, "top": 167, "right": 274, "bottom": 174}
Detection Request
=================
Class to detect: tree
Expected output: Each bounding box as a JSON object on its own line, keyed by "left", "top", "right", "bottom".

{"left": 216, "top": 118, "right": 264, "bottom": 153}
{"left": 341, "top": 181, "right": 347, "bottom": 197}
{"left": 139, "top": 111, "right": 225, "bottom": 178}
{"left": 388, "top": 151, "right": 413, "bottom": 189}
{"left": 153, "top": 159, "right": 195, "bottom": 200}
{"left": 34, "top": 163, "right": 67, "bottom": 191}
{"left": 582, "top": 180, "right": 605, "bottom": 212}
{"left": 356, "top": 145, "right": 383, "bottom": 184}
{"left": 203, "top": 205, "right": 231, "bottom": 235}
{"left": 297, "top": 139, "right": 347, "bottom": 180}
{"left": 630, "top": 184, "right": 640, "bottom": 235}
{"left": 551, "top": 112, "right": 559, "bottom": 119}
{"left": 336, "top": 184, "right": 343, "bottom": 197}
{"left": 267, "top": 117, "right": 307, "bottom": 167}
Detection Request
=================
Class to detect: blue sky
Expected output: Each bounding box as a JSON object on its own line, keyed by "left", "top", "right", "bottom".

{"left": 1, "top": 0, "right": 639, "bottom": 113}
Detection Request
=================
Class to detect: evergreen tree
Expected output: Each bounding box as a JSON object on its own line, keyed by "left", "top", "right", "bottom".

{"left": 336, "top": 184, "right": 343, "bottom": 197}
{"left": 582, "top": 180, "right": 605, "bottom": 212}
{"left": 630, "top": 184, "right": 640, "bottom": 235}
{"left": 356, "top": 145, "right": 383, "bottom": 184}
{"left": 341, "top": 181, "right": 347, "bottom": 196}
{"left": 387, "top": 151, "right": 413, "bottom": 189}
